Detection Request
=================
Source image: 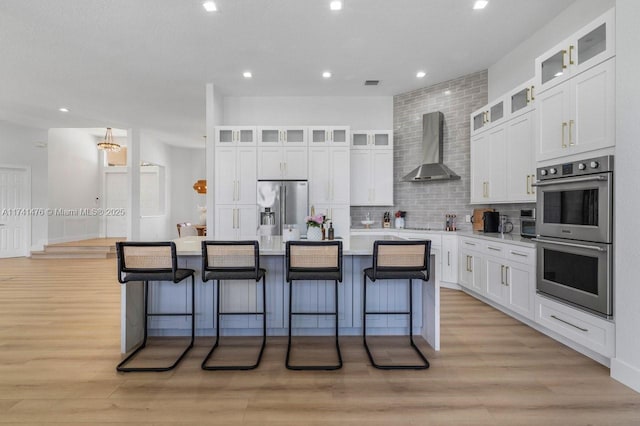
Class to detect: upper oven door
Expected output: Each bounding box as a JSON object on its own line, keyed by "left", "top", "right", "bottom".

{"left": 535, "top": 173, "right": 612, "bottom": 243}
{"left": 534, "top": 237, "right": 612, "bottom": 317}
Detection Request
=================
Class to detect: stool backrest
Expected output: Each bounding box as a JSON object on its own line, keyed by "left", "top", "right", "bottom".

{"left": 116, "top": 242, "right": 178, "bottom": 283}
{"left": 373, "top": 240, "right": 431, "bottom": 277}
{"left": 286, "top": 241, "right": 343, "bottom": 281}
{"left": 202, "top": 240, "right": 260, "bottom": 276}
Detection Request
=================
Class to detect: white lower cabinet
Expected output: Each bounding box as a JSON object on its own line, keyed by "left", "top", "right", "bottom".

{"left": 458, "top": 238, "right": 484, "bottom": 294}
{"left": 441, "top": 235, "right": 458, "bottom": 284}
{"left": 535, "top": 294, "right": 615, "bottom": 357}
{"left": 214, "top": 205, "right": 257, "bottom": 240}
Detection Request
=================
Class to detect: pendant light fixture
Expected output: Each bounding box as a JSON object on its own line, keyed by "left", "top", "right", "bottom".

{"left": 97, "top": 128, "right": 121, "bottom": 152}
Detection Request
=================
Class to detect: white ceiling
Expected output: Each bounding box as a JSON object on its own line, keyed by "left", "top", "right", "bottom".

{"left": 0, "top": 0, "right": 574, "bottom": 147}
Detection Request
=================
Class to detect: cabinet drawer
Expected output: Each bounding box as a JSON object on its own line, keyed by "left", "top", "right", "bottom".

{"left": 460, "top": 238, "right": 481, "bottom": 250}
{"left": 484, "top": 242, "right": 506, "bottom": 257}
{"left": 535, "top": 295, "right": 615, "bottom": 357}
{"left": 505, "top": 247, "right": 535, "bottom": 265}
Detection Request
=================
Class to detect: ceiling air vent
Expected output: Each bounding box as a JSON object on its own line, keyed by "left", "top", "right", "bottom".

{"left": 364, "top": 80, "right": 380, "bottom": 86}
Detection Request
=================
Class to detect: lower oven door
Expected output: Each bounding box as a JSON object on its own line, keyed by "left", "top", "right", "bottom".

{"left": 533, "top": 237, "right": 612, "bottom": 317}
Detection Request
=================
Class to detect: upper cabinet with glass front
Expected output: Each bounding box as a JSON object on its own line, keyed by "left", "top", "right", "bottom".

{"left": 470, "top": 96, "right": 509, "bottom": 137}
{"left": 351, "top": 130, "right": 393, "bottom": 150}
{"left": 215, "top": 126, "right": 257, "bottom": 146}
{"left": 308, "top": 126, "right": 350, "bottom": 146}
{"left": 257, "top": 126, "right": 307, "bottom": 146}
{"left": 535, "top": 8, "right": 615, "bottom": 93}
{"left": 508, "top": 79, "right": 536, "bottom": 119}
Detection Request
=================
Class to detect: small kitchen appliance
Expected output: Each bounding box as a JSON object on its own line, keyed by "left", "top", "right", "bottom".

{"left": 482, "top": 211, "right": 500, "bottom": 233}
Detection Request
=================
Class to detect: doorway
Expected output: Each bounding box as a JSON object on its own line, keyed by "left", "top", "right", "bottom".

{"left": 104, "top": 170, "right": 127, "bottom": 238}
{"left": 0, "top": 166, "right": 30, "bottom": 258}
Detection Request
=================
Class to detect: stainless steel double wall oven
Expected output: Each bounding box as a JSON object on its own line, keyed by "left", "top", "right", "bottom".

{"left": 533, "top": 155, "right": 613, "bottom": 317}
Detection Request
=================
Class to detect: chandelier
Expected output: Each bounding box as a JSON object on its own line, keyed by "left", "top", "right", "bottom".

{"left": 97, "top": 128, "right": 121, "bottom": 152}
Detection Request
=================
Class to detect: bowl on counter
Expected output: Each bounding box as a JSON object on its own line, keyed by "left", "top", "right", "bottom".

{"left": 361, "top": 220, "right": 375, "bottom": 229}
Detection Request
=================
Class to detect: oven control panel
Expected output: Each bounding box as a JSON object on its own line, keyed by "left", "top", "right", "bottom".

{"left": 537, "top": 155, "right": 613, "bottom": 181}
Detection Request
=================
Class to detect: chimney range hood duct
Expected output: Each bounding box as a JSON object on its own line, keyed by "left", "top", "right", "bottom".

{"left": 403, "top": 111, "right": 461, "bottom": 182}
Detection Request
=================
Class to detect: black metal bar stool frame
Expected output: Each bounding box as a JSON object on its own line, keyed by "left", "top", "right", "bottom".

{"left": 201, "top": 240, "right": 266, "bottom": 370}
{"left": 363, "top": 240, "right": 431, "bottom": 370}
{"left": 115, "top": 242, "right": 195, "bottom": 372}
{"left": 285, "top": 240, "right": 343, "bottom": 371}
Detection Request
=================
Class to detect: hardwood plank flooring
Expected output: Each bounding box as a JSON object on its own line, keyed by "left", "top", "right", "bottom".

{"left": 1, "top": 257, "right": 639, "bottom": 425}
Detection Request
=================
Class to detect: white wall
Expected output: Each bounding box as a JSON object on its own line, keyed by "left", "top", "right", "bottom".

{"left": 488, "top": 0, "right": 615, "bottom": 99}
{"left": 47, "top": 128, "right": 101, "bottom": 243}
{"left": 223, "top": 96, "right": 393, "bottom": 129}
{"left": 169, "top": 146, "right": 206, "bottom": 237}
{"left": 0, "top": 121, "right": 48, "bottom": 250}
{"left": 139, "top": 132, "right": 172, "bottom": 240}
{"left": 611, "top": 0, "right": 640, "bottom": 393}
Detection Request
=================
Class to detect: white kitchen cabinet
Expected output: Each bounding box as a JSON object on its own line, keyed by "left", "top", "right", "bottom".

{"left": 308, "top": 126, "right": 350, "bottom": 147}
{"left": 471, "top": 125, "right": 509, "bottom": 204}
{"left": 470, "top": 132, "right": 489, "bottom": 203}
{"left": 351, "top": 130, "right": 393, "bottom": 150}
{"left": 508, "top": 79, "right": 536, "bottom": 119}
{"left": 258, "top": 147, "right": 308, "bottom": 179}
{"left": 535, "top": 8, "right": 615, "bottom": 93}
{"left": 537, "top": 58, "right": 615, "bottom": 162}
{"left": 215, "top": 147, "right": 257, "bottom": 205}
{"left": 313, "top": 204, "right": 350, "bottom": 241}
{"left": 214, "top": 126, "right": 257, "bottom": 146}
{"left": 258, "top": 126, "right": 307, "bottom": 146}
{"left": 470, "top": 96, "right": 509, "bottom": 137}
{"left": 214, "top": 204, "right": 257, "bottom": 240}
{"left": 308, "top": 147, "right": 350, "bottom": 206}
{"left": 506, "top": 110, "right": 536, "bottom": 202}
{"left": 458, "top": 238, "right": 483, "bottom": 294}
{"left": 350, "top": 147, "right": 393, "bottom": 206}
{"left": 441, "top": 235, "right": 458, "bottom": 284}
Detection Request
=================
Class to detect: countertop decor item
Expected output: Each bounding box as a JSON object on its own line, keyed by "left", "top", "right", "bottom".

{"left": 394, "top": 211, "right": 406, "bottom": 229}
{"left": 305, "top": 214, "right": 325, "bottom": 241}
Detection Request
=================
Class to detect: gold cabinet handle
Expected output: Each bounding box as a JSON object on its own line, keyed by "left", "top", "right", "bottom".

{"left": 530, "top": 85, "right": 535, "bottom": 101}
{"left": 562, "top": 122, "right": 568, "bottom": 148}
{"left": 526, "top": 175, "right": 531, "bottom": 195}
{"left": 569, "top": 45, "right": 575, "bottom": 65}
{"left": 501, "top": 265, "right": 505, "bottom": 285}
{"left": 505, "top": 266, "right": 510, "bottom": 286}
{"left": 569, "top": 119, "right": 575, "bottom": 146}
{"left": 526, "top": 87, "right": 531, "bottom": 103}
{"left": 447, "top": 251, "right": 450, "bottom": 267}
{"left": 561, "top": 49, "right": 567, "bottom": 69}
{"left": 469, "top": 256, "right": 473, "bottom": 273}
{"left": 530, "top": 175, "right": 535, "bottom": 194}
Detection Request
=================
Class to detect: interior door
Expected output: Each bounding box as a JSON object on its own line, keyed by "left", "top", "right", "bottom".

{"left": 0, "top": 167, "right": 29, "bottom": 258}
{"left": 104, "top": 171, "right": 127, "bottom": 238}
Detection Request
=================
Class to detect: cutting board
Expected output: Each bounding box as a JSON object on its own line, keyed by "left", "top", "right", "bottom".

{"left": 472, "top": 208, "right": 494, "bottom": 232}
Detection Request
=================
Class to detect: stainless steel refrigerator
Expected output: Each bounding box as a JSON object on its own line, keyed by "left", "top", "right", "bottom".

{"left": 257, "top": 180, "right": 308, "bottom": 237}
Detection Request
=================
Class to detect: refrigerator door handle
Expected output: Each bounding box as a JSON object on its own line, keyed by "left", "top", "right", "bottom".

{"left": 282, "top": 185, "right": 287, "bottom": 225}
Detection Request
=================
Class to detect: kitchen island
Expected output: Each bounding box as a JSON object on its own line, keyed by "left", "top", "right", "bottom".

{"left": 121, "top": 234, "right": 440, "bottom": 353}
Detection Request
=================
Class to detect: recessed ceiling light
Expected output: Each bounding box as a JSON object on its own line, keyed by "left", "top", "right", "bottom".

{"left": 322, "top": 71, "right": 332, "bottom": 78}
{"left": 444, "top": 90, "right": 452, "bottom": 95}
{"left": 473, "top": 0, "right": 488, "bottom": 10}
{"left": 202, "top": 1, "right": 217, "bottom": 12}
{"left": 243, "top": 71, "right": 252, "bottom": 78}
{"left": 59, "top": 107, "right": 70, "bottom": 112}
{"left": 416, "top": 71, "right": 426, "bottom": 78}
{"left": 330, "top": 1, "right": 343, "bottom": 11}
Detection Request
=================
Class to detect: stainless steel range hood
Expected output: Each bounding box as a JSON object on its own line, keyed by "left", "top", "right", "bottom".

{"left": 403, "top": 111, "right": 460, "bottom": 182}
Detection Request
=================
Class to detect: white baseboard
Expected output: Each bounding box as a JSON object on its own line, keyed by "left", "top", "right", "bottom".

{"left": 611, "top": 358, "right": 640, "bottom": 393}
{"left": 440, "top": 281, "right": 461, "bottom": 290}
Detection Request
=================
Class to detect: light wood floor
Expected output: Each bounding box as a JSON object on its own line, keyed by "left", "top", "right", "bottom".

{"left": 1, "top": 257, "right": 639, "bottom": 425}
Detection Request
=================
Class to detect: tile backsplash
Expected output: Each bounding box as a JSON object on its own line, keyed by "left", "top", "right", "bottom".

{"left": 352, "top": 70, "right": 495, "bottom": 230}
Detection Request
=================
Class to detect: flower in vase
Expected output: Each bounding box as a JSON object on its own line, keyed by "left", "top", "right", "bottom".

{"left": 305, "top": 214, "right": 325, "bottom": 228}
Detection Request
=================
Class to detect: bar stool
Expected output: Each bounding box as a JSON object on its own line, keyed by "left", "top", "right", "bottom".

{"left": 115, "top": 242, "right": 195, "bottom": 372}
{"left": 201, "top": 241, "right": 266, "bottom": 370}
{"left": 363, "top": 240, "right": 431, "bottom": 370}
{"left": 285, "top": 241, "right": 343, "bottom": 370}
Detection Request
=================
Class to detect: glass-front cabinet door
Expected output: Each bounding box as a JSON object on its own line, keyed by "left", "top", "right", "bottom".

{"left": 509, "top": 79, "right": 535, "bottom": 118}
{"left": 351, "top": 131, "right": 370, "bottom": 150}
{"left": 282, "top": 127, "right": 307, "bottom": 146}
{"left": 309, "top": 127, "right": 329, "bottom": 146}
{"left": 470, "top": 106, "right": 488, "bottom": 136}
{"left": 371, "top": 131, "right": 393, "bottom": 149}
{"left": 535, "top": 8, "right": 614, "bottom": 93}
{"left": 215, "top": 126, "right": 256, "bottom": 146}
{"left": 329, "top": 127, "right": 349, "bottom": 145}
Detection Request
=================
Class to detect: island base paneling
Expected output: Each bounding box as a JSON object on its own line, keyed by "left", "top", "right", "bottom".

{"left": 122, "top": 252, "right": 439, "bottom": 352}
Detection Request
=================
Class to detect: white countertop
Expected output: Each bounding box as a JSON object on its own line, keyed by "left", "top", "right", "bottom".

{"left": 456, "top": 231, "right": 536, "bottom": 248}
{"left": 174, "top": 234, "right": 405, "bottom": 256}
